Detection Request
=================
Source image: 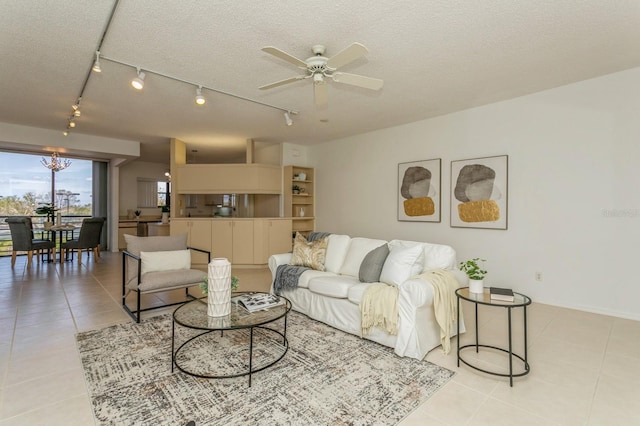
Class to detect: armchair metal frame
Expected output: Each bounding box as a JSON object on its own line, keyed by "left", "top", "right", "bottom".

{"left": 122, "top": 247, "right": 211, "bottom": 323}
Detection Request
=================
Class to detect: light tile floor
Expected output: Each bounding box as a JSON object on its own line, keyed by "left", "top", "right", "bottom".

{"left": 0, "top": 252, "right": 638, "bottom": 425}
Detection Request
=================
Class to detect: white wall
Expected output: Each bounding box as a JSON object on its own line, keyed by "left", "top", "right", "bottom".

{"left": 118, "top": 160, "right": 169, "bottom": 217}
{"left": 309, "top": 67, "right": 640, "bottom": 320}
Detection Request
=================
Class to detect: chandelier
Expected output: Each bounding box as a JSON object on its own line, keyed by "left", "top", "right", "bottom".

{"left": 41, "top": 152, "right": 71, "bottom": 172}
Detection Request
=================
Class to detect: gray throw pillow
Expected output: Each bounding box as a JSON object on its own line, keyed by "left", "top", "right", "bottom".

{"left": 359, "top": 244, "right": 390, "bottom": 283}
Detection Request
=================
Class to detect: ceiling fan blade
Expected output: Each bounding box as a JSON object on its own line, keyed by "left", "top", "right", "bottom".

{"left": 259, "top": 76, "right": 305, "bottom": 90}
{"left": 314, "top": 82, "right": 328, "bottom": 107}
{"left": 332, "top": 72, "right": 384, "bottom": 90}
{"left": 326, "top": 42, "right": 368, "bottom": 69}
{"left": 262, "top": 46, "right": 308, "bottom": 68}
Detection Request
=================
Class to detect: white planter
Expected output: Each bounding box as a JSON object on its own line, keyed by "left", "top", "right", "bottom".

{"left": 207, "top": 258, "right": 232, "bottom": 317}
{"left": 161, "top": 212, "right": 169, "bottom": 224}
{"left": 469, "top": 279, "right": 484, "bottom": 294}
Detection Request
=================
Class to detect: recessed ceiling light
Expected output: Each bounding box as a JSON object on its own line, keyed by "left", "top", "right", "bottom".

{"left": 320, "top": 119, "right": 329, "bottom": 123}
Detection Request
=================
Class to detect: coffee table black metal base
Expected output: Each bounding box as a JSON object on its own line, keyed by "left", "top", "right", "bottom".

{"left": 171, "top": 323, "right": 288, "bottom": 386}
{"left": 171, "top": 294, "right": 291, "bottom": 387}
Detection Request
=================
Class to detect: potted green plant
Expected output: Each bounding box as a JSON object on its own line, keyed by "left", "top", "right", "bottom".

{"left": 199, "top": 275, "right": 239, "bottom": 295}
{"left": 292, "top": 185, "right": 301, "bottom": 194}
{"left": 35, "top": 203, "right": 57, "bottom": 228}
{"left": 460, "top": 258, "right": 487, "bottom": 294}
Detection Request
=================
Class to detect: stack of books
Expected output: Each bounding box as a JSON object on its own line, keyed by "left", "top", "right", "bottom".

{"left": 489, "top": 287, "right": 515, "bottom": 302}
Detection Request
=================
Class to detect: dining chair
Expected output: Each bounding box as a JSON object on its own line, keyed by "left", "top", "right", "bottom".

{"left": 60, "top": 217, "right": 105, "bottom": 264}
{"left": 5, "top": 216, "right": 56, "bottom": 267}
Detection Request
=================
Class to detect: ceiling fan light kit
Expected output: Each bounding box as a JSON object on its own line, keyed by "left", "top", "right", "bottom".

{"left": 260, "top": 42, "right": 384, "bottom": 107}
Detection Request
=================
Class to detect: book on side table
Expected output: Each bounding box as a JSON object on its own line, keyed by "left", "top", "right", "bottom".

{"left": 490, "top": 287, "right": 515, "bottom": 302}
{"left": 232, "top": 293, "right": 284, "bottom": 313}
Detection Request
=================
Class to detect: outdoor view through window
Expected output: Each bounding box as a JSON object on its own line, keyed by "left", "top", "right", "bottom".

{"left": 0, "top": 152, "right": 93, "bottom": 256}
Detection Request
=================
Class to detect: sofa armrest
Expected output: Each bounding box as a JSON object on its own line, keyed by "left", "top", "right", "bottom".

{"left": 268, "top": 253, "right": 293, "bottom": 283}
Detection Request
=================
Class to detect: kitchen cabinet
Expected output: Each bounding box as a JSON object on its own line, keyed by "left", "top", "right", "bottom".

{"left": 170, "top": 219, "right": 211, "bottom": 266}
{"left": 253, "top": 218, "right": 292, "bottom": 264}
{"left": 211, "top": 220, "right": 254, "bottom": 265}
{"left": 175, "top": 164, "right": 281, "bottom": 194}
{"left": 172, "top": 218, "right": 291, "bottom": 266}
{"left": 118, "top": 221, "right": 138, "bottom": 250}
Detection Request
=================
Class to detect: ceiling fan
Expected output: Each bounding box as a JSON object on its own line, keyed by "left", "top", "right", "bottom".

{"left": 259, "top": 42, "right": 383, "bottom": 107}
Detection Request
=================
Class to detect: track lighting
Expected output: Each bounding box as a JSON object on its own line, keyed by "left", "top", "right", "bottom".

{"left": 284, "top": 111, "right": 293, "bottom": 126}
{"left": 68, "top": 120, "right": 76, "bottom": 128}
{"left": 131, "top": 68, "right": 145, "bottom": 90}
{"left": 63, "top": 131, "right": 69, "bottom": 136}
{"left": 195, "top": 86, "right": 206, "bottom": 105}
{"left": 92, "top": 51, "right": 102, "bottom": 73}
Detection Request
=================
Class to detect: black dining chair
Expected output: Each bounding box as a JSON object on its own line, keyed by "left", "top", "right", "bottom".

{"left": 61, "top": 217, "right": 105, "bottom": 264}
{"left": 5, "top": 216, "right": 56, "bottom": 267}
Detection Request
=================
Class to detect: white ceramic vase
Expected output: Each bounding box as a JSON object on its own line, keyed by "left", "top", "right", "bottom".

{"left": 207, "top": 258, "right": 232, "bottom": 317}
{"left": 469, "top": 279, "right": 484, "bottom": 294}
{"left": 161, "top": 212, "right": 169, "bottom": 224}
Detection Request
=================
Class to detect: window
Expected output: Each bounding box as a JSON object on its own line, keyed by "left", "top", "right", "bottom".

{"left": 137, "top": 179, "right": 170, "bottom": 208}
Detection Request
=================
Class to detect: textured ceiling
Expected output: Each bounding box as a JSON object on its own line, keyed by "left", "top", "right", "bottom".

{"left": 1, "top": 1, "right": 639, "bottom": 163}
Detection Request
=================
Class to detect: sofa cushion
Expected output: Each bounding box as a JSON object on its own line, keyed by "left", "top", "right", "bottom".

{"left": 379, "top": 243, "right": 424, "bottom": 286}
{"left": 359, "top": 244, "right": 390, "bottom": 283}
{"left": 347, "top": 282, "right": 378, "bottom": 304}
{"left": 125, "top": 234, "right": 189, "bottom": 285}
{"left": 298, "top": 269, "right": 336, "bottom": 289}
{"left": 307, "top": 275, "right": 360, "bottom": 298}
{"left": 129, "top": 269, "right": 206, "bottom": 293}
{"left": 339, "top": 238, "right": 388, "bottom": 278}
{"left": 388, "top": 239, "right": 457, "bottom": 271}
{"left": 324, "top": 234, "right": 351, "bottom": 273}
{"left": 290, "top": 232, "right": 328, "bottom": 271}
{"left": 140, "top": 249, "right": 191, "bottom": 276}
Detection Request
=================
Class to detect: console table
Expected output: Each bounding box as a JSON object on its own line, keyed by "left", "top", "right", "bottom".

{"left": 456, "top": 287, "right": 531, "bottom": 386}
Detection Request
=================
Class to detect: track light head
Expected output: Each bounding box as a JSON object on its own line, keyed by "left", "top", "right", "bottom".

{"left": 195, "top": 86, "right": 206, "bottom": 105}
{"left": 63, "top": 131, "right": 69, "bottom": 136}
{"left": 284, "top": 111, "right": 293, "bottom": 126}
{"left": 92, "top": 51, "right": 101, "bottom": 73}
{"left": 131, "top": 69, "right": 145, "bottom": 90}
{"left": 68, "top": 120, "right": 76, "bottom": 128}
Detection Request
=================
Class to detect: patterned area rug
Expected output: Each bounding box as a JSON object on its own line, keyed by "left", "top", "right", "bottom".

{"left": 76, "top": 311, "right": 453, "bottom": 425}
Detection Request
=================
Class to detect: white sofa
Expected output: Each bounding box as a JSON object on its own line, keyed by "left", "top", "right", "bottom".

{"left": 269, "top": 234, "right": 467, "bottom": 360}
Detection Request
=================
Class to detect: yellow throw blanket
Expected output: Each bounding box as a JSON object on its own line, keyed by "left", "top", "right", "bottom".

{"left": 360, "top": 283, "right": 399, "bottom": 337}
{"left": 413, "top": 269, "right": 462, "bottom": 354}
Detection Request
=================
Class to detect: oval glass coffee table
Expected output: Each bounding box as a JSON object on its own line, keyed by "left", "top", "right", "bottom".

{"left": 172, "top": 292, "right": 291, "bottom": 387}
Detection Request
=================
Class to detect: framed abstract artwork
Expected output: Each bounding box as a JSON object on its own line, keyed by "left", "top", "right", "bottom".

{"left": 450, "top": 155, "right": 508, "bottom": 229}
{"left": 398, "top": 159, "right": 441, "bottom": 222}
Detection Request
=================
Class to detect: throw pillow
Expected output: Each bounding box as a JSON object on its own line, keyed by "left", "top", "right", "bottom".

{"left": 140, "top": 249, "right": 191, "bottom": 275}
{"left": 358, "top": 244, "right": 390, "bottom": 283}
{"left": 379, "top": 244, "right": 424, "bottom": 286}
{"left": 289, "top": 232, "right": 328, "bottom": 271}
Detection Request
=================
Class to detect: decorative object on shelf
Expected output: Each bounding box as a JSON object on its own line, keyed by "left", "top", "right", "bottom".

{"left": 451, "top": 155, "right": 508, "bottom": 229}
{"left": 134, "top": 210, "right": 141, "bottom": 218}
{"left": 398, "top": 159, "right": 441, "bottom": 222}
{"left": 292, "top": 185, "right": 301, "bottom": 194}
{"left": 460, "top": 258, "right": 487, "bottom": 294}
{"left": 299, "top": 207, "right": 305, "bottom": 217}
{"left": 297, "top": 172, "right": 307, "bottom": 181}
